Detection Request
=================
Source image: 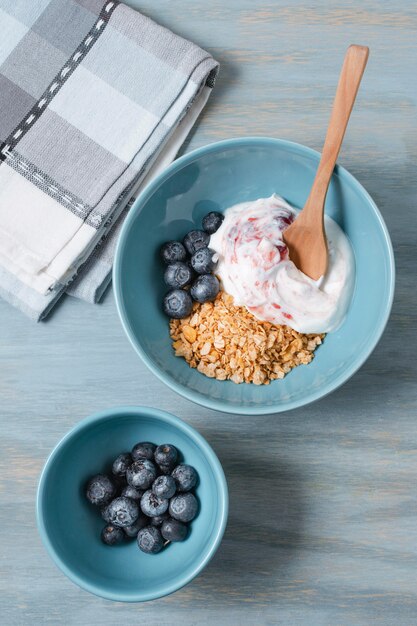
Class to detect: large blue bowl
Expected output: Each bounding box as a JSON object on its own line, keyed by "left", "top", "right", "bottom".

{"left": 36, "top": 406, "right": 228, "bottom": 602}
{"left": 114, "top": 138, "right": 395, "bottom": 415}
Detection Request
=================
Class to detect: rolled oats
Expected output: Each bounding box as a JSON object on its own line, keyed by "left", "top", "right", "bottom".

{"left": 169, "top": 292, "right": 324, "bottom": 385}
{"left": 182, "top": 325, "right": 197, "bottom": 343}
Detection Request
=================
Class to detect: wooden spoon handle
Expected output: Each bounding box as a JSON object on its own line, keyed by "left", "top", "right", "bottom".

{"left": 303, "top": 44, "right": 369, "bottom": 221}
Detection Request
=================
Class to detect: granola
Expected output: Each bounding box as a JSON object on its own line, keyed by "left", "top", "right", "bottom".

{"left": 169, "top": 291, "right": 324, "bottom": 385}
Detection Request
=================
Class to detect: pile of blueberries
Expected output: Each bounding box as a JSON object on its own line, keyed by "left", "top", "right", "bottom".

{"left": 85, "top": 442, "right": 199, "bottom": 554}
{"left": 161, "top": 211, "right": 224, "bottom": 319}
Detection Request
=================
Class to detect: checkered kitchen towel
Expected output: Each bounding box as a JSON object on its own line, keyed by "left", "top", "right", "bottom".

{"left": 0, "top": 0, "right": 218, "bottom": 320}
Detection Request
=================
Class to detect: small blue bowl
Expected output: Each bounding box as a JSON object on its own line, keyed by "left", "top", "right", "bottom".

{"left": 113, "top": 137, "right": 395, "bottom": 415}
{"left": 36, "top": 406, "right": 228, "bottom": 602}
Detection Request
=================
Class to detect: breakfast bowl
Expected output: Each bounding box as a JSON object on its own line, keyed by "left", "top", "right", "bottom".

{"left": 113, "top": 137, "right": 395, "bottom": 415}
{"left": 36, "top": 406, "right": 228, "bottom": 602}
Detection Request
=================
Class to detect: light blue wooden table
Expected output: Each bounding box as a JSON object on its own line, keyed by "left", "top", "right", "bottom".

{"left": 1, "top": 1, "right": 416, "bottom": 624}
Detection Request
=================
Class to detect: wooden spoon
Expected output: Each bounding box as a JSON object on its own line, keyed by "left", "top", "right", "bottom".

{"left": 283, "top": 44, "right": 369, "bottom": 280}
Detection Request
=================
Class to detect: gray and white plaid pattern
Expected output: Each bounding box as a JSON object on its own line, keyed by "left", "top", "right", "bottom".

{"left": 0, "top": 0, "right": 218, "bottom": 319}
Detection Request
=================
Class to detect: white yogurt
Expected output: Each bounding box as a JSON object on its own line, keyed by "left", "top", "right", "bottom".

{"left": 209, "top": 194, "right": 355, "bottom": 334}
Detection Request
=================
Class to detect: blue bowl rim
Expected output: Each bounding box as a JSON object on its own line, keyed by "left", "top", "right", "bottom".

{"left": 113, "top": 136, "right": 396, "bottom": 416}
{"left": 36, "top": 405, "right": 229, "bottom": 603}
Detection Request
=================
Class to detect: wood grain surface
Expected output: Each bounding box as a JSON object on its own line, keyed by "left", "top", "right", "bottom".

{"left": 1, "top": 1, "right": 416, "bottom": 624}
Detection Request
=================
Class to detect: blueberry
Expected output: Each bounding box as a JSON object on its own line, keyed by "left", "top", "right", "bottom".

{"left": 155, "top": 444, "right": 178, "bottom": 469}
{"left": 161, "top": 518, "right": 188, "bottom": 542}
{"left": 158, "top": 463, "right": 175, "bottom": 476}
{"left": 101, "top": 524, "right": 124, "bottom": 545}
{"left": 85, "top": 474, "right": 116, "bottom": 506}
{"left": 101, "top": 505, "right": 112, "bottom": 523}
{"left": 121, "top": 486, "right": 144, "bottom": 501}
{"left": 131, "top": 442, "right": 156, "bottom": 462}
{"left": 126, "top": 459, "right": 157, "bottom": 490}
{"left": 137, "top": 526, "right": 164, "bottom": 554}
{"left": 202, "top": 211, "right": 224, "bottom": 235}
{"left": 164, "top": 262, "right": 194, "bottom": 289}
{"left": 190, "top": 248, "right": 217, "bottom": 275}
{"left": 123, "top": 513, "right": 149, "bottom": 538}
{"left": 169, "top": 493, "right": 198, "bottom": 522}
{"left": 152, "top": 475, "right": 176, "bottom": 499}
{"left": 112, "top": 453, "right": 132, "bottom": 477}
{"left": 161, "top": 241, "right": 187, "bottom": 264}
{"left": 150, "top": 512, "right": 170, "bottom": 528}
{"left": 163, "top": 289, "right": 193, "bottom": 319}
{"left": 101, "top": 497, "right": 139, "bottom": 528}
{"left": 183, "top": 230, "right": 209, "bottom": 255}
{"left": 140, "top": 490, "right": 169, "bottom": 517}
{"left": 171, "top": 464, "right": 198, "bottom": 492}
{"left": 190, "top": 274, "right": 220, "bottom": 303}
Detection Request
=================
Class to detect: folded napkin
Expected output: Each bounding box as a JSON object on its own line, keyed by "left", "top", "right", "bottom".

{"left": 0, "top": 0, "right": 218, "bottom": 319}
